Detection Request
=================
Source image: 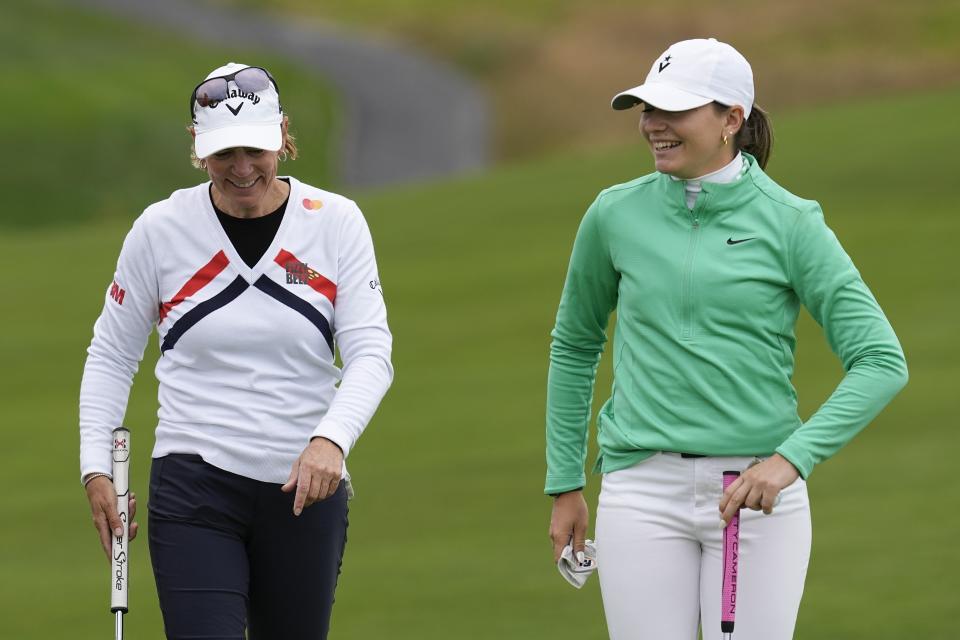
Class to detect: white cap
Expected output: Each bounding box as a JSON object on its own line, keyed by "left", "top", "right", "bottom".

{"left": 193, "top": 62, "right": 283, "bottom": 159}
{"left": 611, "top": 38, "right": 754, "bottom": 119}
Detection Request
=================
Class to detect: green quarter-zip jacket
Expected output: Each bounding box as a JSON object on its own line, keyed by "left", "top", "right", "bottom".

{"left": 545, "top": 155, "right": 907, "bottom": 494}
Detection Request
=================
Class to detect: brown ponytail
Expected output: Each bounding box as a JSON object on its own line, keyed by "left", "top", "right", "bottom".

{"left": 737, "top": 104, "right": 773, "bottom": 169}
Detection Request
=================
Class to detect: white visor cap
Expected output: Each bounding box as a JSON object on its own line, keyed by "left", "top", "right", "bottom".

{"left": 611, "top": 38, "right": 754, "bottom": 119}
{"left": 192, "top": 62, "right": 283, "bottom": 159}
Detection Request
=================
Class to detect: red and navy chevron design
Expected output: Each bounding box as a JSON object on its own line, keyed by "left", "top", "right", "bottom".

{"left": 159, "top": 249, "right": 337, "bottom": 356}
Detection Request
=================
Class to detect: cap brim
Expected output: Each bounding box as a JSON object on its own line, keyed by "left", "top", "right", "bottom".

{"left": 611, "top": 82, "right": 714, "bottom": 112}
{"left": 194, "top": 123, "right": 282, "bottom": 159}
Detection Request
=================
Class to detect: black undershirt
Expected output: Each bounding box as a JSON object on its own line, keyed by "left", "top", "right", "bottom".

{"left": 211, "top": 178, "right": 290, "bottom": 268}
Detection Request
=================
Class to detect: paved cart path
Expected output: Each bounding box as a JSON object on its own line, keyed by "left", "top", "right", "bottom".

{"left": 66, "top": 0, "right": 490, "bottom": 187}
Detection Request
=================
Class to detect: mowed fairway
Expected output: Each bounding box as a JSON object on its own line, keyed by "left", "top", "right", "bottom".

{"left": 1, "top": 85, "right": 957, "bottom": 638}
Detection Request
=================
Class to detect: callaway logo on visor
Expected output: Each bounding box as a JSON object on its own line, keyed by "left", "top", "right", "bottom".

{"left": 191, "top": 62, "right": 284, "bottom": 159}
{"left": 190, "top": 66, "right": 280, "bottom": 120}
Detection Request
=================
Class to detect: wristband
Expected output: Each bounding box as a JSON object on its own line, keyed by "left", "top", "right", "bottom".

{"left": 549, "top": 487, "right": 584, "bottom": 498}
{"left": 83, "top": 472, "right": 112, "bottom": 487}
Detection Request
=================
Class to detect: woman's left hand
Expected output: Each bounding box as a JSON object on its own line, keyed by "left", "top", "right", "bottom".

{"left": 719, "top": 453, "right": 799, "bottom": 526}
{"left": 281, "top": 437, "right": 344, "bottom": 516}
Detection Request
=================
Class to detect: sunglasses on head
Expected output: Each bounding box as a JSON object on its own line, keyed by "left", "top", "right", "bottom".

{"left": 189, "top": 66, "right": 281, "bottom": 120}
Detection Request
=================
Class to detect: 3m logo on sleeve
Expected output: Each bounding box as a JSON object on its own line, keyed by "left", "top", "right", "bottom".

{"left": 109, "top": 281, "right": 125, "bottom": 305}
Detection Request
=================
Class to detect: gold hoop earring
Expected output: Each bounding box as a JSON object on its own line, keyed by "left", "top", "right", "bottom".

{"left": 278, "top": 150, "right": 289, "bottom": 162}
{"left": 199, "top": 158, "right": 207, "bottom": 170}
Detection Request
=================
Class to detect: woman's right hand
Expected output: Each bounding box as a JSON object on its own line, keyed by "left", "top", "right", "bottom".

{"left": 84, "top": 476, "right": 138, "bottom": 561}
{"left": 549, "top": 490, "right": 589, "bottom": 562}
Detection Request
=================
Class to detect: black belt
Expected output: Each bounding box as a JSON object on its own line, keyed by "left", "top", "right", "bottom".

{"left": 680, "top": 452, "right": 706, "bottom": 458}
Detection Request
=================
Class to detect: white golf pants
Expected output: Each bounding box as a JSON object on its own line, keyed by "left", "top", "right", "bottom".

{"left": 596, "top": 452, "right": 811, "bottom": 640}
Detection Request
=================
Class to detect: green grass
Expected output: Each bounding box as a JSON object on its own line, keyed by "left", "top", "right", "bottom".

{"left": 217, "top": 0, "right": 581, "bottom": 30}
{"left": 212, "top": 0, "right": 960, "bottom": 89}
{"left": 211, "top": 0, "right": 960, "bottom": 161}
{"left": 0, "top": 85, "right": 957, "bottom": 638}
{"left": 217, "top": 0, "right": 960, "bottom": 54}
{"left": 0, "top": 0, "right": 338, "bottom": 230}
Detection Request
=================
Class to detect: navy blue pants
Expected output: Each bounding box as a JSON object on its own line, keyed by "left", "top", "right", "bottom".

{"left": 148, "top": 454, "right": 348, "bottom": 640}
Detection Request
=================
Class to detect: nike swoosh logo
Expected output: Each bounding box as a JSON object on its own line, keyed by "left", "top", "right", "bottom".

{"left": 226, "top": 102, "right": 244, "bottom": 116}
{"left": 726, "top": 237, "right": 756, "bottom": 245}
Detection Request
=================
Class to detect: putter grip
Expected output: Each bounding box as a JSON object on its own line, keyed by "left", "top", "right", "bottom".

{"left": 721, "top": 471, "right": 740, "bottom": 634}
{"left": 111, "top": 428, "right": 130, "bottom": 614}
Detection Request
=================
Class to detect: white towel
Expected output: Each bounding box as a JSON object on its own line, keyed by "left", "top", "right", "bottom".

{"left": 557, "top": 539, "right": 598, "bottom": 589}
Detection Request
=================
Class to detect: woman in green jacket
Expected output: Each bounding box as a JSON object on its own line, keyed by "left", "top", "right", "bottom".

{"left": 546, "top": 38, "right": 907, "bottom": 639}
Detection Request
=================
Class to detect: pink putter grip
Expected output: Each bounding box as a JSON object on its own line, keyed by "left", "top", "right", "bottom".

{"left": 721, "top": 471, "right": 741, "bottom": 635}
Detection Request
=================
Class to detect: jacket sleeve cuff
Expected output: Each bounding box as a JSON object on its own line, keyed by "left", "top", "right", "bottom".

{"left": 774, "top": 444, "right": 813, "bottom": 480}
{"left": 80, "top": 447, "right": 113, "bottom": 485}
{"left": 545, "top": 474, "right": 587, "bottom": 496}
{"left": 311, "top": 421, "right": 354, "bottom": 459}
